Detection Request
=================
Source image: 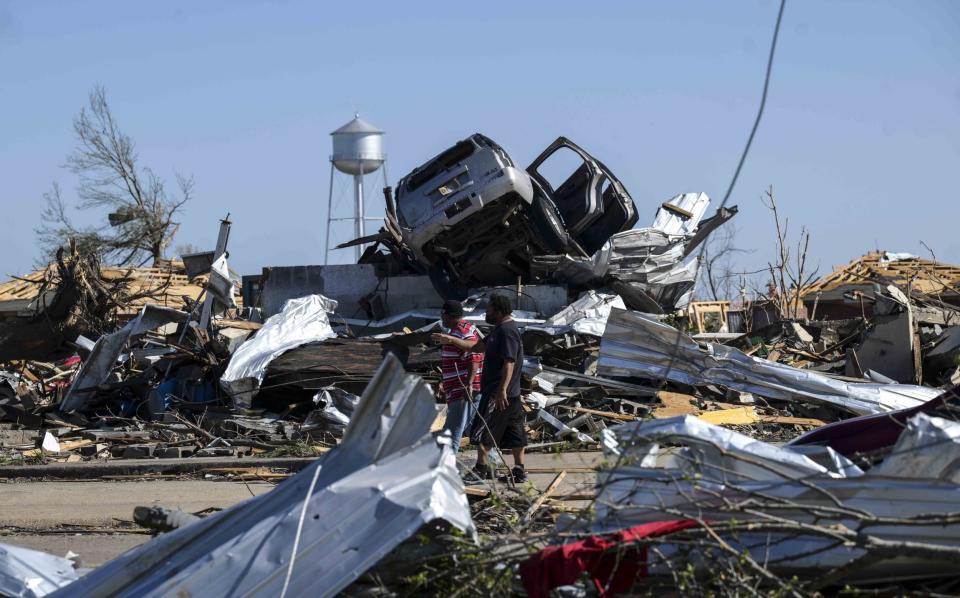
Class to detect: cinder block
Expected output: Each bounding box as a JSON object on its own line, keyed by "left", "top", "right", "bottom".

{"left": 157, "top": 446, "right": 195, "bottom": 459}
{"left": 121, "top": 444, "right": 157, "bottom": 459}
{"left": 80, "top": 443, "right": 107, "bottom": 457}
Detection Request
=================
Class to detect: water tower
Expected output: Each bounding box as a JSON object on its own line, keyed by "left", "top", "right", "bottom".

{"left": 324, "top": 114, "right": 387, "bottom": 264}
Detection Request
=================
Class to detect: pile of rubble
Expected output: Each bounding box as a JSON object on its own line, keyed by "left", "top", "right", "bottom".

{"left": 2, "top": 135, "right": 960, "bottom": 596}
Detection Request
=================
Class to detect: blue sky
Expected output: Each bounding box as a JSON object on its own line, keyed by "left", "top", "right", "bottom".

{"left": 1, "top": 1, "right": 957, "bottom": 285}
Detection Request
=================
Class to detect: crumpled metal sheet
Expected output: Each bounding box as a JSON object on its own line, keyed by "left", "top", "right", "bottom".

{"left": 870, "top": 413, "right": 960, "bottom": 481}
{"left": 652, "top": 192, "right": 711, "bottom": 235}
{"left": 538, "top": 193, "right": 736, "bottom": 312}
{"left": 598, "top": 308, "right": 939, "bottom": 415}
{"left": 60, "top": 305, "right": 189, "bottom": 413}
{"left": 600, "top": 199, "right": 737, "bottom": 311}
{"left": 344, "top": 309, "right": 544, "bottom": 335}
{"left": 304, "top": 387, "right": 359, "bottom": 430}
{"left": 524, "top": 391, "right": 568, "bottom": 410}
{"left": 589, "top": 414, "right": 960, "bottom": 581}
{"left": 221, "top": 294, "right": 338, "bottom": 406}
{"left": 0, "top": 543, "right": 78, "bottom": 598}
{"left": 536, "top": 409, "right": 593, "bottom": 443}
{"left": 600, "top": 414, "right": 844, "bottom": 480}
{"left": 207, "top": 253, "right": 237, "bottom": 308}
{"left": 880, "top": 251, "right": 919, "bottom": 263}
{"left": 52, "top": 354, "right": 475, "bottom": 598}
{"left": 523, "top": 291, "right": 625, "bottom": 338}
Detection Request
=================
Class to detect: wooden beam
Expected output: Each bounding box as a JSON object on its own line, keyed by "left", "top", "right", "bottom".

{"left": 557, "top": 405, "right": 639, "bottom": 422}
{"left": 524, "top": 470, "right": 567, "bottom": 521}
{"left": 661, "top": 202, "right": 694, "bottom": 218}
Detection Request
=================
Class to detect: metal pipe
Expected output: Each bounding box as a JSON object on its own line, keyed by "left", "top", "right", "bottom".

{"left": 324, "top": 161, "right": 335, "bottom": 265}
{"left": 355, "top": 160, "right": 365, "bottom": 262}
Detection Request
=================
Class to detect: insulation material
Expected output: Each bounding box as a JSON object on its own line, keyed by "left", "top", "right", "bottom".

{"left": 220, "top": 294, "right": 338, "bottom": 406}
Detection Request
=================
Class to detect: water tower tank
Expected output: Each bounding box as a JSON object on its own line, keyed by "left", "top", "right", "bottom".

{"left": 331, "top": 115, "right": 384, "bottom": 175}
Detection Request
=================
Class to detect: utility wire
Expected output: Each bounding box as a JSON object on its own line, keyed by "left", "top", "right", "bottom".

{"left": 717, "top": 0, "right": 786, "bottom": 212}
{"left": 659, "top": 0, "right": 787, "bottom": 391}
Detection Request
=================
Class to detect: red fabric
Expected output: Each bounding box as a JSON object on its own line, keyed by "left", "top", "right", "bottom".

{"left": 519, "top": 519, "right": 700, "bottom": 598}
{"left": 60, "top": 355, "right": 82, "bottom": 368}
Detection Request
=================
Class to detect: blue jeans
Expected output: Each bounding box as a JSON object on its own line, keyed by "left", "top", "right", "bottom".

{"left": 443, "top": 394, "right": 478, "bottom": 453}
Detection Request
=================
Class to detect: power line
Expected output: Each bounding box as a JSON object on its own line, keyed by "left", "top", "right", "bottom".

{"left": 660, "top": 0, "right": 787, "bottom": 390}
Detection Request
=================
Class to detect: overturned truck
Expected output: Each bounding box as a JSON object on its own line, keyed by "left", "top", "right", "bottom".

{"left": 350, "top": 134, "right": 736, "bottom": 312}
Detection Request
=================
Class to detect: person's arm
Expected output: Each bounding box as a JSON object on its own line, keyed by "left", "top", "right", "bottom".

{"left": 467, "top": 360, "right": 479, "bottom": 399}
{"left": 431, "top": 332, "right": 484, "bottom": 353}
{"left": 495, "top": 358, "right": 514, "bottom": 411}
{"left": 495, "top": 325, "right": 521, "bottom": 410}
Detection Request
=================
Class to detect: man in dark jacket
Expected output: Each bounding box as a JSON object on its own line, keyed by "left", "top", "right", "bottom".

{"left": 432, "top": 293, "right": 526, "bottom": 482}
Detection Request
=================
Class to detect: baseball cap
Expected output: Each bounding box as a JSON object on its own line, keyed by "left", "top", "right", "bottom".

{"left": 441, "top": 300, "right": 464, "bottom": 317}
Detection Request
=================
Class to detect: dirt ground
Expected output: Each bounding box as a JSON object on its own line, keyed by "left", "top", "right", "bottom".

{"left": 0, "top": 450, "right": 603, "bottom": 567}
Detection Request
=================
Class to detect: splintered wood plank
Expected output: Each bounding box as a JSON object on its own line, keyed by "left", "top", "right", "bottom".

{"left": 653, "top": 391, "right": 700, "bottom": 418}
{"left": 524, "top": 470, "right": 568, "bottom": 521}
{"left": 559, "top": 405, "right": 639, "bottom": 421}
{"left": 758, "top": 415, "right": 827, "bottom": 427}
{"left": 698, "top": 406, "right": 758, "bottom": 425}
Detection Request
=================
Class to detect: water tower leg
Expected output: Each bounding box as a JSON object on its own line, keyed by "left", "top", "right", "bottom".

{"left": 324, "top": 161, "right": 335, "bottom": 265}
{"left": 381, "top": 161, "right": 389, "bottom": 195}
{"left": 354, "top": 162, "right": 365, "bottom": 262}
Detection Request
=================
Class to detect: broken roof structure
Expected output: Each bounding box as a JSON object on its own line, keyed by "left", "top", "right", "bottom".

{"left": 802, "top": 251, "right": 960, "bottom": 319}
{"left": 0, "top": 261, "right": 241, "bottom": 320}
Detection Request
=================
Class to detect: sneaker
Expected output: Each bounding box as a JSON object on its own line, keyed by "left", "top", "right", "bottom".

{"left": 498, "top": 466, "right": 527, "bottom": 484}
{"left": 470, "top": 464, "right": 494, "bottom": 480}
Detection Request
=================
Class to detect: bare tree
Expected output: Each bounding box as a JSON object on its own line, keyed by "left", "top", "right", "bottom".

{"left": 37, "top": 86, "right": 191, "bottom": 266}
{"left": 698, "top": 223, "right": 752, "bottom": 301}
{"left": 174, "top": 243, "right": 202, "bottom": 258}
{"left": 757, "top": 185, "right": 818, "bottom": 319}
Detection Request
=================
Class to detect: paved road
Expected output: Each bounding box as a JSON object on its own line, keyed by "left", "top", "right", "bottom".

{"left": 0, "top": 480, "right": 274, "bottom": 527}
{"left": 456, "top": 448, "right": 602, "bottom": 499}
{"left": 0, "top": 450, "right": 602, "bottom": 566}
{"left": 0, "top": 479, "right": 275, "bottom": 566}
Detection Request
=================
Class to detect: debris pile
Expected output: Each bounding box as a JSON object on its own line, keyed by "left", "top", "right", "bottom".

{"left": 1, "top": 138, "right": 960, "bottom": 596}
{"left": 525, "top": 408, "right": 960, "bottom": 594}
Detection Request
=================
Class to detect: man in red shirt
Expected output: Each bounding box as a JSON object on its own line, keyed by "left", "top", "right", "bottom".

{"left": 439, "top": 300, "right": 483, "bottom": 453}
